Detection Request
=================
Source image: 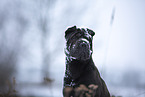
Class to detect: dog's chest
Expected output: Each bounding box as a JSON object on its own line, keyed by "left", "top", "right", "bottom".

{"left": 66, "top": 60, "right": 98, "bottom": 87}
{"left": 67, "top": 61, "right": 87, "bottom": 79}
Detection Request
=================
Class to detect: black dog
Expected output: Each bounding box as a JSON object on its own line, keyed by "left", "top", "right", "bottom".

{"left": 63, "top": 26, "right": 110, "bottom": 97}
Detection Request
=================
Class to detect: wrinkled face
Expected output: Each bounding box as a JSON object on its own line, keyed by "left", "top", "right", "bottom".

{"left": 65, "top": 26, "right": 95, "bottom": 61}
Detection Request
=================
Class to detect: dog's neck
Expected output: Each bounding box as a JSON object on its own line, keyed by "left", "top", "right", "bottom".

{"left": 65, "top": 56, "right": 94, "bottom": 80}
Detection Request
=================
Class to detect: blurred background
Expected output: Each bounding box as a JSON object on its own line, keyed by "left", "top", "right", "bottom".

{"left": 0, "top": 0, "right": 145, "bottom": 96}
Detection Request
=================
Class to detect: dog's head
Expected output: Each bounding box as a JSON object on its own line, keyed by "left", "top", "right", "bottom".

{"left": 65, "top": 26, "right": 95, "bottom": 61}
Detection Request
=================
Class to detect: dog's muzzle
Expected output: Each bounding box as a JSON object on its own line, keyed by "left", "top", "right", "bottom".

{"left": 69, "top": 38, "right": 92, "bottom": 61}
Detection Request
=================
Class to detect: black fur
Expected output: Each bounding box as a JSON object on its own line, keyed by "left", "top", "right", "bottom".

{"left": 63, "top": 26, "right": 110, "bottom": 97}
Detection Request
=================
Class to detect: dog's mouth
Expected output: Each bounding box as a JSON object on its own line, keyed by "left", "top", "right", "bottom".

{"left": 79, "top": 51, "right": 90, "bottom": 60}
{"left": 69, "top": 38, "right": 92, "bottom": 60}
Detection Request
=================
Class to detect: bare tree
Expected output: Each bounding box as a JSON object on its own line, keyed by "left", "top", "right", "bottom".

{"left": 0, "top": 0, "right": 28, "bottom": 93}
{"left": 36, "top": 0, "right": 56, "bottom": 83}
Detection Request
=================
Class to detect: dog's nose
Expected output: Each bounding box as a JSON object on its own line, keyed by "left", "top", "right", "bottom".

{"left": 80, "top": 42, "right": 87, "bottom": 48}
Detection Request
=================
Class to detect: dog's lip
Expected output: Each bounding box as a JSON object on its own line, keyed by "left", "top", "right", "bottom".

{"left": 68, "top": 51, "right": 90, "bottom": 61}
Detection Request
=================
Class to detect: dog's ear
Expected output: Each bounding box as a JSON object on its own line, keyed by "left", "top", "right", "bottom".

{"left": 65, "top": 26, "right": 77, "bottom": 40}
{"left": 87, "top": 28, "right": 95, "bottom": 37}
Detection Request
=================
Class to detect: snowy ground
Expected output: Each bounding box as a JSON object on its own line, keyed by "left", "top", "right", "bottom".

{"left": 17, "top": 83, "right": 145, "bottom": 97}
{"left": 17, "top": 83, "right": 63, "bottom": 97}
{"left": 110, "top": 87, "right": 145, "bottom": 97}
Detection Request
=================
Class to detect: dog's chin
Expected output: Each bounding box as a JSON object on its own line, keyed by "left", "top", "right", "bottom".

{"left": 70, "top": 50, "right": 91, "bottom": 61}
{"left": 78, "top": 52, "right": 90, "bottom": 61}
